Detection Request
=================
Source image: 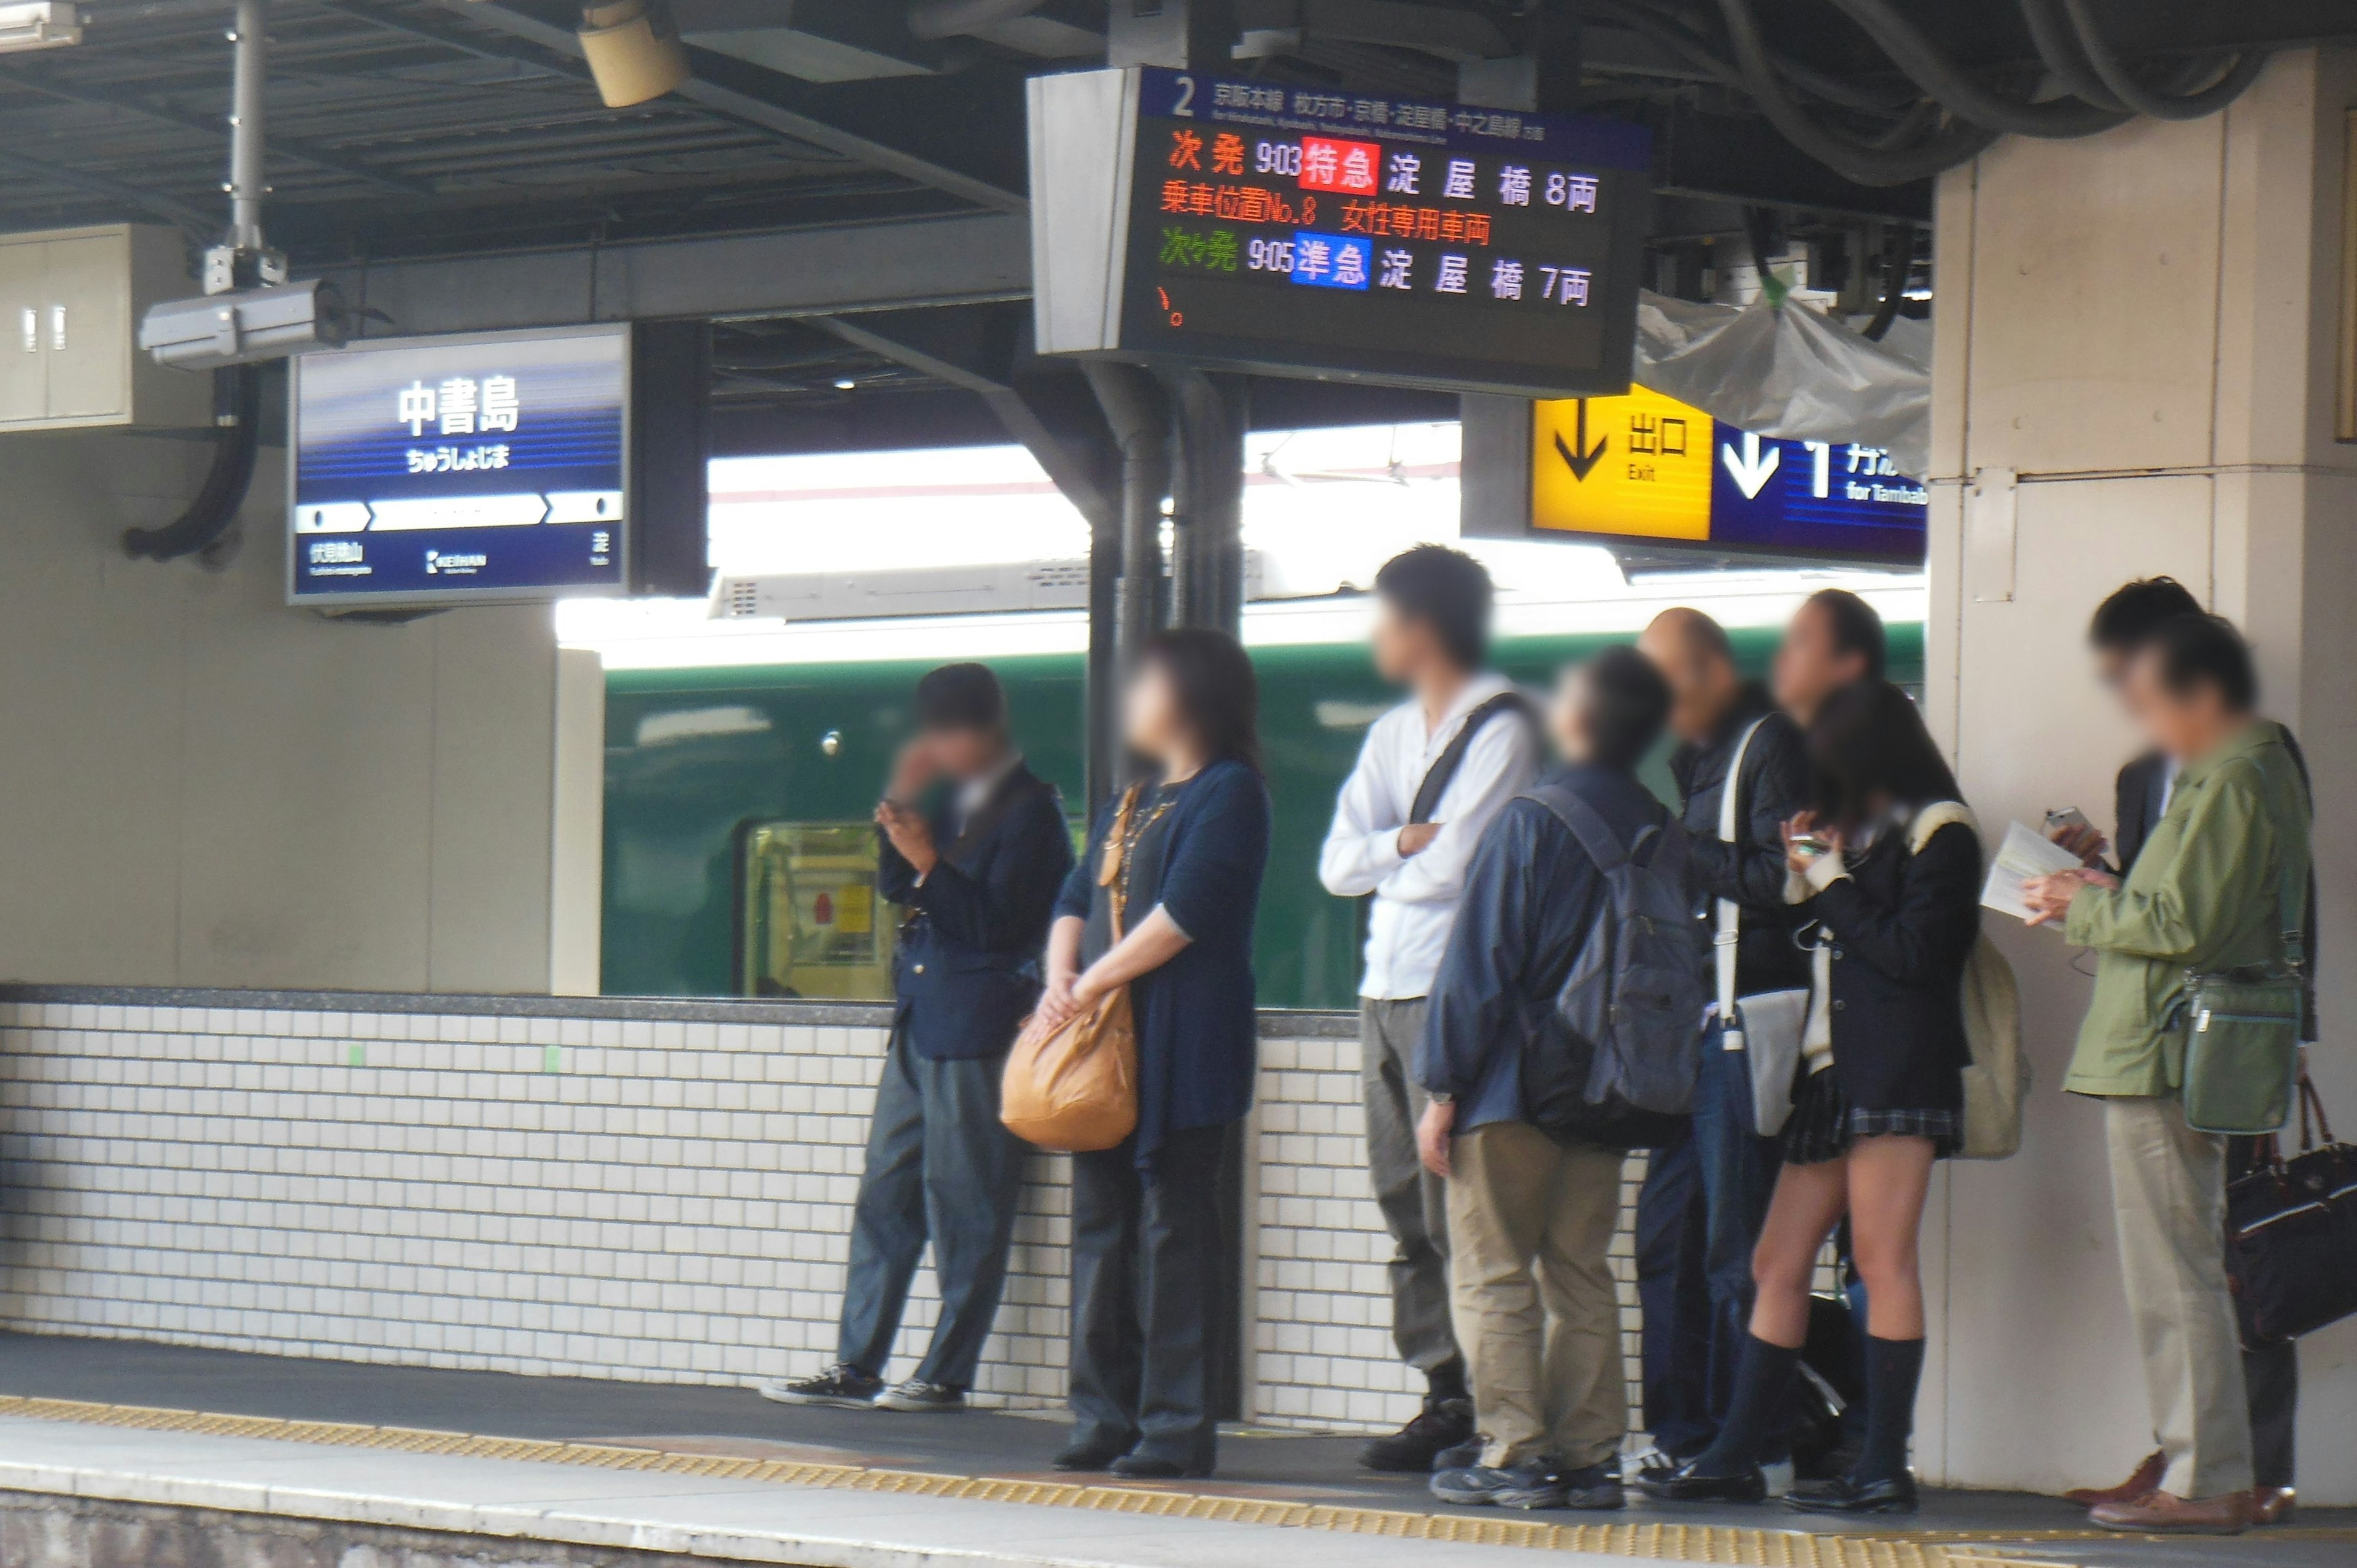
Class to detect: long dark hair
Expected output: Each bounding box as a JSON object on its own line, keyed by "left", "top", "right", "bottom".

{"left": 1806, "top": 680, "right": 1959, "bottom": 828}
{"left": 1140, "top": 627, "right": 1261, "bottom": 772}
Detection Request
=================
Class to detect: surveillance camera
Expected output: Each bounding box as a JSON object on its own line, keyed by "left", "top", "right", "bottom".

{"left": 139, "top": 278, "right": 352, "bottom": 371}
{"left": 578, "top": 0, "right": 691, "bottom": 109}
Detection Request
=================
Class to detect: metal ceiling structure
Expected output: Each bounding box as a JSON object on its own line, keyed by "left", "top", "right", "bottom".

{"left": 2, "top": 0, "right": 2352, "bottom": 444}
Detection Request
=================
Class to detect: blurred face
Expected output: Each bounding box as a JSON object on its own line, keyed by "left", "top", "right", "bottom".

{"left": 1370, "top": 599, "right": 1446, "bottom": 686}
{"left": 2121, "top": 649, "right": 2226, "bottom": 762}
{"left": 1121, "top": 658, "right": 1190, "bottom": 763}
{"left": 1636, "top": 622, "right": 1736, "bottom": 744}
{"left": 1773, "top": 600, "right": 1868, "bottom": 724}
{"left": 922, "top": 725, "right": 1002, "bottom": 780}
{"left": 1549, "top": 665, "right": 1596, "bottom": 765}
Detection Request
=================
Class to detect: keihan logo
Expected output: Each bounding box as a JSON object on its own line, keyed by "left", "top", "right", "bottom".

{"left": 424, "top": 550, "right": 488, "bottom": 576}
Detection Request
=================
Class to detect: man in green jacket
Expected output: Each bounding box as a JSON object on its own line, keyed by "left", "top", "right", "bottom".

{"left": 2024, "top": 614, "right": 2310, "bottom": 1536}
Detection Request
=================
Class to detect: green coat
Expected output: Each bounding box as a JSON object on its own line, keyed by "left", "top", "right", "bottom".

{"left": 2062, "top": 720, "right": 2311, "bottom": 1097}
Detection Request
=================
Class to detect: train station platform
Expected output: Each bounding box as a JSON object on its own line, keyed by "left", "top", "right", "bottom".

{"left": 0, "top": 1334, "right": 2347, "bottom": 1568}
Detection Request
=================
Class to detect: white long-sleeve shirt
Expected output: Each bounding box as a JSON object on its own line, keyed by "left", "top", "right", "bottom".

{"left": 1318, "top": 672, "right": 1542, "bottom": 1000}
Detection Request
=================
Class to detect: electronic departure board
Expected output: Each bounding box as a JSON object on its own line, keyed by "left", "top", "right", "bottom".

{"left": 1030, "top": 68, "right": 1652, "bottom": 398}
{"left": 1461, "top": 387, "right": 1929, "bottom": 566}
{"left": 288, "top": 325, "right": 629, "bottom": 606}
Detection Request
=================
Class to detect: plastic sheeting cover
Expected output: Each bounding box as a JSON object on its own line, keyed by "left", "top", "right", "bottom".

{"left": 1633, "top": 291, "right": 1931, "bottom": 479}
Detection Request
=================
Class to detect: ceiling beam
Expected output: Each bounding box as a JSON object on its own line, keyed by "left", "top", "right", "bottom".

{"left": 0, "top": 145, "right": 214, "bottom": 231}
{"left": 420, "top": 0, "right": 1029, "bottom": 214}
{"left": 0, "top": 64, "right": 437, "bottom": 199}
{"left": 818, "top": 302, "right": 1119, "bottom": 530}
{"left": 315, "top": 212, "right": 1031, "bottom": 337}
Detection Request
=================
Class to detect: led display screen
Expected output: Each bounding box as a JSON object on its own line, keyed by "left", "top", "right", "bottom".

{"left": 1033, "top": 67, "right": 1652, "bottom": 398}
{"left": 288, "top": 324, "right": 629, "bottom": 605}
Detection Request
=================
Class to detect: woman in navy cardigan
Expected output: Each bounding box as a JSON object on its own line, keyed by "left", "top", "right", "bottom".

{"left": 1034, "top": 628, "right": 1272, "bottom": 1479}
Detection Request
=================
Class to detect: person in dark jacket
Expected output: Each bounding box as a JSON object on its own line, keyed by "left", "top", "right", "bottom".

{"left": 1409, "top": 646, "right": 1675, "bottom": 1513}
{"left": 1035, "top": 628, "right": 1272, "bottom": 1480}
{"left": 1644, "top": 681, "right": 1978, "bottom": 1517}
{"left": 761, "top": 663, "right": 1074, "bottom": 1415}
{"left": 2053, "top": 578, "right": 2307, "bottom": 1527}
{"left": 1634, "top": 608, "right": 1813, "bottom": 1466}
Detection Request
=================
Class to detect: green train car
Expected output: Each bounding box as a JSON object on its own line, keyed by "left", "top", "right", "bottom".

{"left": 603, "top": 620, "right": 1924, "bottom": 1011}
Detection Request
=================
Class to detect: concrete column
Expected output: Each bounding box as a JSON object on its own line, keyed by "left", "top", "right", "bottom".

{"left": 1923, "top": 47, "right": 2357, "bottom": 1502}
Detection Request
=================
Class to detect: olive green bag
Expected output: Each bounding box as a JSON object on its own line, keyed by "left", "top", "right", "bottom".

{"left": 2179, "top": 808, "right": 2308, "bottom": 1136}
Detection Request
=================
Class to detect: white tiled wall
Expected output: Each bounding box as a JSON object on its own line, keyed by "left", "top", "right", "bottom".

{"left": 0, "top": 998, "right": 1657, "bottom": 1435}
{"left": 0, "top": 1001, "right": 1075, "bottom": 1407}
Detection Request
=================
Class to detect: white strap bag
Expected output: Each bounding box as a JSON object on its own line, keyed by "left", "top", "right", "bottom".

{"left": 1716, "top": 717, "right": 1811, "bottom": 1137}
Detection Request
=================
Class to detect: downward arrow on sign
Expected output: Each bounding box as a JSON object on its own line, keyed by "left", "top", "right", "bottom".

{"left": 1720, "top": 432, "right": 1781, "bottom": 500}
{"left": 1554, "top": 400, "right": 1608, "bottom": 481}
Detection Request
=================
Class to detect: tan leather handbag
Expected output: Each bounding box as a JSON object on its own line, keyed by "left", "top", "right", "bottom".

{"left": 1001, "top": 786, "right": 1144, "bottom": 1152}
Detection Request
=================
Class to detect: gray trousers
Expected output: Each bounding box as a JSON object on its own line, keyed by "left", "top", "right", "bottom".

{"left": 837, "top": 1027, "right": 1029, "bottom": 1389}
{"left": 1361, "top": 997, "right": 1462, "bottom": 1376}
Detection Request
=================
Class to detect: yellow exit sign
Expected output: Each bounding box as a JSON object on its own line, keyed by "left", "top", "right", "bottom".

{"left": 1530, "top": 387, "right": 1718, "bottom": 541}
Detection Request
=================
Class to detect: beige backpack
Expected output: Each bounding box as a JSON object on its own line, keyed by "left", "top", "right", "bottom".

{"left": 1911, "top": 803, "right": 2027, "bottom": 1161}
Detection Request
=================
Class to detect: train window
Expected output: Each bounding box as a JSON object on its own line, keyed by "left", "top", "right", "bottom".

{"left": 737, "top": 821, "right": 897, "bottom": 1000}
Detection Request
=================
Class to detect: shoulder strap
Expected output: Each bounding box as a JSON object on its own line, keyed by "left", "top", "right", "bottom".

{"left": 1714, "top": 717, "right": 1770, "bottom": 1017}
{"left": 1526, "top": 781, "right": 1631, "bottom": 873}
{"left": 1409, "top": 690, "right": 1535, "bottom": 825}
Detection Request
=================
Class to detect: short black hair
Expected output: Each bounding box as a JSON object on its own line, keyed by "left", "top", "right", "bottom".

{"left": 1375, "top": 545, "right": 1493, "bottom": 670}
{"left": 1806, "top": 680, "right": 1961, "bottom": 827}
{"left": 1577, "top": 645, "right": 1671, "bottom": 770}
{"left": 2145, "top": 612, "right": 2257, "bottom": 712}
{"left": 1806, "top": 588, "right": 1887, "bottom": 682}
{"left": 913, "top": 662, "right": 1006, "bottom": 733}
{"left": 1141, "top": 627, "right": 1263, "bottom": 771}
{"left": 2090, "top": 576, "right": 2204, "bottom": 652}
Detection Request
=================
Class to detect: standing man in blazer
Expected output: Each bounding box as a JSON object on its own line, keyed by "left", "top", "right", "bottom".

{"left": 2053, "top": 580, "right": 2309, "bottom": 1527}
{"left": 762, "top": 663, "right": 1074, "bottom": 1414}
{"left": 1320, "top": 546, "right": 1542, "bottom": 1472}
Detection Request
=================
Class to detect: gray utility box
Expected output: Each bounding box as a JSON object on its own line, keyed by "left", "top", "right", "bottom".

{"left": 0, "top": 223, "right": 212, "bottom": 432}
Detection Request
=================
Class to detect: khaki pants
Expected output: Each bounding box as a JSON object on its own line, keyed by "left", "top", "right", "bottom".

{"left": 1447, "top": 1120, "right": 1627, "bottom": 1469}
{"left": 2105, "top": 1096, "right": 2254, "bottom": 1500}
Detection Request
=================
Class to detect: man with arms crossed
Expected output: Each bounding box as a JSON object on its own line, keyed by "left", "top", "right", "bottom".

{"left": 1321, "top": 545, "right": 1541, "bottom": 1472}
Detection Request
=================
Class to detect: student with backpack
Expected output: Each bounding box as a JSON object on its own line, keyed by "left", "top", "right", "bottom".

{"left": 1319, "top": 546, "right": 1541, "bottom": 1472}
{"left": 1642, "top": 680, "right": 1980, "bottom": 1516}
{"left": 1412, "top": 647, "right": 1696, "bottom": 1512}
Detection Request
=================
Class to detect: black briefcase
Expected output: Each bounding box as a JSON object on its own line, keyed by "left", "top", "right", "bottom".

{"left": 2225, "top": 1077, "right": 2357, "bottom": 1346}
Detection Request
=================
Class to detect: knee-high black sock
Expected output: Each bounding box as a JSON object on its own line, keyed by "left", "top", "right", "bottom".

{"left": 1426, "top": 1358, "right": 1468, "bottom": 1405}
{"left": 1857, "top": 1336, "right": 1926, "bottom": 1484}
{"left": 1693, "top": 1335, "right": 1800, "bottom": 1475}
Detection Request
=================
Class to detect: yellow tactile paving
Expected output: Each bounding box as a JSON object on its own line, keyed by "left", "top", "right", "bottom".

{"left": 2, "top": 1392, "right": 2336, "bottom": 1564}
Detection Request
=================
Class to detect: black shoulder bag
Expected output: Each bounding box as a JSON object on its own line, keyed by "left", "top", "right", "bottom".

{"left": 2226, "top": 1076, "right": 2357, "bottom": 1346}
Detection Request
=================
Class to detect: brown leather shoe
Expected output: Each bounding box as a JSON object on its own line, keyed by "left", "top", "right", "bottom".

{"left": 2062, "top": 1451, "right": 2163, "bottom": 1508}
{"left": 2089, "top": 1489, "right": 2255, "bottom": 1534}
{"left": 2250, "top": 1486, "right": 2296, "bottom": 1526}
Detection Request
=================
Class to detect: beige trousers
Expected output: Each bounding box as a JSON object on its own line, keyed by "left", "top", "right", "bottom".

{"left": 1447, "top": 1119, "right": 1627, "bottom": 1469}
{"left": 2104, "top": 1095, "right": 2254, "bottom": 1500}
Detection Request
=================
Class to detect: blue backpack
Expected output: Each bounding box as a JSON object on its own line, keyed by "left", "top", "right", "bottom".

{"left": 1520, "top": 782, "right": 1706, "bottom": 1150}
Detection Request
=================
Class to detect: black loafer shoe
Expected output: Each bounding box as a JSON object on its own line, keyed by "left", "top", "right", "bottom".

{"left": 1632, "top": 1458, "right": 1767, "bottom": 1504}
{"left": 1784, "top": 1473, "right": 1919, "bottom": 1516}
{"left": 1051, "top": 1438, "right": 1132, "bottom": 1473}
{"left": 1110, "top": 1452, "right": 1202, "bottom": 1480}
{"left": 1358, "top": 1396, "right": 1477, "bottom": 1473}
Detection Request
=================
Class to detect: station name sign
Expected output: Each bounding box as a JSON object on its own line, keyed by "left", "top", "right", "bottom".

{"left": 288, "top": 324, "right": 630, "bottom": 606}
{"left": 1030, "top": 67, "right": 1652, "bottom": 398}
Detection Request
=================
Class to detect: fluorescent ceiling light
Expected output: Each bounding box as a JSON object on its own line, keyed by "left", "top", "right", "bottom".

{"left": 0, "top": 2, "right": 81, "bottom": 52}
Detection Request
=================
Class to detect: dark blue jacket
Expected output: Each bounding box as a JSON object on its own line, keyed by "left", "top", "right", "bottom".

{"left": 878, "top": 762, "right": 1074, "bottom": 1061}
{"left": 1417, "top": 763, "right": 1666, "bottom": 1134}
{"left": 1056, "top": 757, "right": 1272, "bottom": 1171}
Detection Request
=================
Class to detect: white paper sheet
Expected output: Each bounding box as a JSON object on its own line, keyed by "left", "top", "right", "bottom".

{"left": 1983, "top": 820, "right": 2088, "bottom": 922}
